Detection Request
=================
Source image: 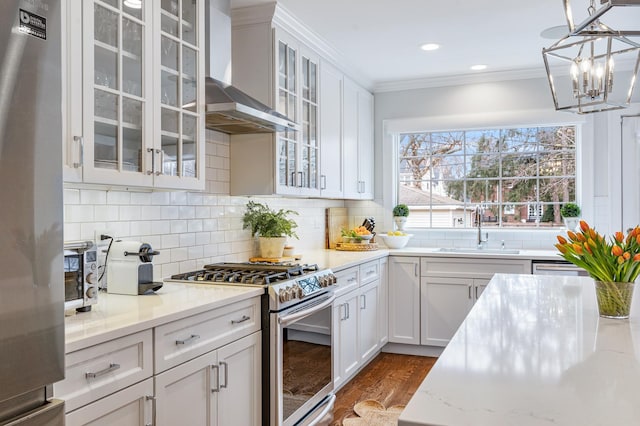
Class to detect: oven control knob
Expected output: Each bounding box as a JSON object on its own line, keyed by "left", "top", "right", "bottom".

{"left": 294, "top": 284, "right": 303, "bottom": 299}
{"left": 279, "top": 287, "right": 289, "bottom": 303}
{"left": 86, "top": 286, "right": 97, "bottom": 299}
{"left": 319, "top": 276, "right": 329, "bottom": 287}
{"left": 86, "top": 272, "right": 96, "bottom": 285}
{"left": 329, "top": 274, "right": 337, "bottom": 284}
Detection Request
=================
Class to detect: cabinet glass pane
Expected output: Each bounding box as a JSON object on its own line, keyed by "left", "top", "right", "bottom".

{"left": 101, "top": 0, "right": 118, "bottom": 7}
{"left": 94, "top": 89, "right": 118, "bottom": 120}
{"left": 302, "top": 59, "right": 309, "bottom": 100}
{"left": 123, "top": 128, "right": 142, "bottom": 172}
{"left": 161, "top": 36, "right": 179, "bottom": 70}
{"left": 288, "top": 93, "right": 296, "bottom": 121}
{"left": 94, "top": 46, "right": 117, "bottom": 89}
{"left": 287, "top": 46, "right": 296, "bottom": 90}
{"left": 161, "top": 135, "right": 178, "bottom": 176}
{"left": 183, "top": 115, "right": 197, "bottom": 177}
{"left": 123, "top": 18, "right": 142, "bottom": 57}
{"left": 279, "top": 157, "right": 287, "bottom": 185}
{"left": 309, "top": 104, "right": 317, "bottom": 146}
{"left": 123, "top": 97, "right": 142, "bottom": 127}
{"left": 182, "top": 78, "right": 196, "bottom": 108}
{"left": 182, "top": 0, "right": 197, "bottom": 46}
{"left": 309, "top": 61, "right": 317, "bottom": 103}
{"left": 122, "top": 0, "right": 143, "bottom": 20}
{"left": 94, "top": 4, "right": 118, "bottom": 48}
{"left": 279, "top": 89, "right": 287, "bottom": 115}
{"left": 123, "top": 56, "right": 141, "bottom": 96}
{"left": 161, "top": 71, "right": 178, "bottom": 106}
{"left": 161, "top": 108, "right": 179, "bottom": 134}
{"left": 161, "top": 13, "right": 179, "bottom": 36}
{"left": 278, "top": 42, "right": 286, "bottom": 87}
{"left": 302, "top": 102, "right": 309, "bottom": 143}
{"left": 161, "top": 0, "right": 178, "bottom": 16}
{"left": 94, "top": 122, "right": 118, "bottom": 166}
{"left": 183, "top": 46, "right": 196, "bottom": 78}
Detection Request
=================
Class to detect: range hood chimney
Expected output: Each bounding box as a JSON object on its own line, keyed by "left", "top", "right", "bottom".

{"left": 204, "top": 0, "right": 299, "bottom": 134}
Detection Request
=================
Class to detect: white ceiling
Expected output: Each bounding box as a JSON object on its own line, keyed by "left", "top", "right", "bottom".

{"left": 229, "top": 0, "right": 640, "bottom": 90}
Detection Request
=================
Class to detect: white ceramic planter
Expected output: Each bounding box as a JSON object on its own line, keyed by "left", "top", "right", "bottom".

{"left": 563, "top": 217, "right": 580, "bottom": 231}
{"left": 394, "top": 216, "right": 408, "bottom": 231}
{"left": 259, "top": 236, "right": 286, "bottom": 258}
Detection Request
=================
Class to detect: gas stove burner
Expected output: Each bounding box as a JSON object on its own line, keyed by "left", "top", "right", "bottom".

{"left": 169, "top": 262, "right": 320, "bottom": 286}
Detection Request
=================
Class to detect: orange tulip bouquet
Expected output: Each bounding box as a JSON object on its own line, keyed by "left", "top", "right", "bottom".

{"left": 555, "top": 220, "right": 640, "bottom": 318}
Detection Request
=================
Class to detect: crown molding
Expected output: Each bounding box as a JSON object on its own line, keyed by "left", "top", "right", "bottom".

{"left": 373, "top": 67, "right": 549, "bottom": 93}
{"left": 231, "top": 2, "right": 374, "bottom": 91}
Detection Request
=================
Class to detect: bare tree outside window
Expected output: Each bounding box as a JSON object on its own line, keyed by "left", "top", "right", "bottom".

{"left": 398, "top": 126, "right": 576, "bottom": 228}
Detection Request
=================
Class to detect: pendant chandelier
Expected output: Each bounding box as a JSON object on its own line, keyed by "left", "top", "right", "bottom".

{"left": 542, "top": 0, "right": 640, "bottom": 114}
{"left": 563, "top": 0, "right": 640, "bottom": 36}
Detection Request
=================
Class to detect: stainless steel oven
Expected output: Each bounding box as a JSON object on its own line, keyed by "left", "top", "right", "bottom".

{"left": 272, "top": 292, "right": 336, "bottom": 426}
{"left": 167, "top": 262, "right": 338, "bottom": 426}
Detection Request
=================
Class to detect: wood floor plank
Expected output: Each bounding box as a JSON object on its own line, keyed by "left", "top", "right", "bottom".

{"left": 331, "top": 353, "right": 437, "bottom": 425}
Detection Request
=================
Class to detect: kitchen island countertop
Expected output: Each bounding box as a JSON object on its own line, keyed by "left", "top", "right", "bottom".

{"left": 399, "top": 273, "right": 640, "bottom": 426}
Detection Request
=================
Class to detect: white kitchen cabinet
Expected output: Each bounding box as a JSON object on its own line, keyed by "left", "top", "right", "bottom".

{"left": 65, "top": 0, "right": 205, "bottom": 190}
{"left": 388, "top": 256, "right": 421, "bottom": 345}
{"left": 420, "top": 277, "right": 474, "bottom": 347}
{"left": 332, "top": 290, "right": 359, "bottom": 390}
{"left": 358, "top": 280, "right": 379, "bottom": 362}
{"left": 230, "top": 18, "right": 320, "bottom": 197}
{"left": 155, "top": 331, "right": 261, "bottom": 426}
{"left": 378, "top": 257, "right": 389, "bottom": 346}
{"left": 420, "top": 257, "right": 530, "bottom": 347}
{"left": 65, "top": 378, "right": 154, "bottom": 426}
{"left": 343, "top": 77, "right": 374, "bottom": 200}
{"left": 319, "top": 59, "right": 343, "bottom": 198}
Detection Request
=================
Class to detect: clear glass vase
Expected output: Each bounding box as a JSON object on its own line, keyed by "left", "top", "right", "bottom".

{"left": 594, "top": 281, "right": 635, "bottom": 319}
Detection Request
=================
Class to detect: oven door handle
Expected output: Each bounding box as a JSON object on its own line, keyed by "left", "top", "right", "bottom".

{"left": 278, "top": 294, "right": 336, "bottom": 328}
{"left": 300, "top": 393, "right": 337, "bottom": 426}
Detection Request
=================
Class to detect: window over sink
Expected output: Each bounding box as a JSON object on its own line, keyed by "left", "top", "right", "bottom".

{"left": 396, "top": 125, "right": 577, "bottom": 229}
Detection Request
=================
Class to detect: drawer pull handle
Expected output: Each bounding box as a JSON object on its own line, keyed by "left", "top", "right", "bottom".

{"left": 347, "top": 277, "right": 357, "bottom": 283}
{"left": 231, "top": 315, "right": 250, "bottom": 324}
{"left": 175, "top": 334, "right": 200, "bottom": 345}
{"left": 85, "top": 363, "right": 120, "bottom": 379}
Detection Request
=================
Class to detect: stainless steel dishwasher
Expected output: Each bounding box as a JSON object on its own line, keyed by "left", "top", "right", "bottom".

{"left": 532, "top": 260, "right": 590, "bottom": 276}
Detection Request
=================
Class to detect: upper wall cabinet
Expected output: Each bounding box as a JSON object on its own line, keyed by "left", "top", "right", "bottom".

{"left": 230, "top": 16, "right": 320, "bottom": 197}
{"left": 230, "top": 4, "right": 373, "bottom": 199}
{"left": 65, "top": 0, "right": 205, "bottom": 191}
{"left": 343, "top": 77, "right": 374, "bottom": 200}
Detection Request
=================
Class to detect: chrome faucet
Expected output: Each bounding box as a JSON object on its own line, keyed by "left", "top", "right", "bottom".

{"left": 474, "top": 205, "right": 488, "bottom": 248}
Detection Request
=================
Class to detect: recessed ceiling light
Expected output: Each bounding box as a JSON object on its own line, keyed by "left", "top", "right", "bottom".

{"left": 470, "top": 64, "right": 487, "bottom": 71}
{"left": 420, "top": 43, "right": 440, "bottom": 51}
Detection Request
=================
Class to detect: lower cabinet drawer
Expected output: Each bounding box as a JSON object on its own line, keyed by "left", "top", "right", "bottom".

{"left": 54, "top": 330, "right": 153, "bottom": 413}
{"left": 154, "top": 296, "right": 261, "bottom": 373}
{"left": 333, "top": 267, "right": 359, "bottom": 297}
{"left": 360, "top": 260, "right": 380, "bottom": 285}
{"left": 65, "top": 378, "right": 153, "bottom": 426}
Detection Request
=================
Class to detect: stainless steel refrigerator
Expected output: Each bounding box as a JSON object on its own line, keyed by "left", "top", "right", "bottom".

{"left": 0, "top": 0, "right": 65, "bottom": 424}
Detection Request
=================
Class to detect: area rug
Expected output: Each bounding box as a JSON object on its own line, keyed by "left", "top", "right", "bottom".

{"left": 342, "top": 400, "right": 405, "bottom": 426}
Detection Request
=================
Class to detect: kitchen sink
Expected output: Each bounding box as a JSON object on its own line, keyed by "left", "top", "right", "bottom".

{"left": 437, "top": 247, "right": 521, "bottom": 254}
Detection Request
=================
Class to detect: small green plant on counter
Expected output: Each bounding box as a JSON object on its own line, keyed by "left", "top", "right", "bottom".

{"left": 560, "top": 203, "right": 581, "bottom": 218}
{"left": 392, "top": 204, "right": 409, "bottom": 217}
{"left": 242, "top": 201, "right": 298, "bottom": 238}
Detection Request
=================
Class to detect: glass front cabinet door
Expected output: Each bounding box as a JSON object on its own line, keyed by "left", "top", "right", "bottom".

{"left": 274, "top": 29, "right": 320, "bottom": 197}
{"left": 65, "top": 0, "right": 204, "bottom": 190}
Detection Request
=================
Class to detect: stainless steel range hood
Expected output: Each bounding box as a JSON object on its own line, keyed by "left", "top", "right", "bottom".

{"left": 204, "top": 77, "right": 299, "bottom": 134}
{"left": 204, "top": 0, "right": 299, "bottom": 134}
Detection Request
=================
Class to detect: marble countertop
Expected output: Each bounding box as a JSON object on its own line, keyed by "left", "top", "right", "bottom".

{"left": 298, "top": 248, "right": 560, "bottom": 271}
{"left": 399, "top": 273, "right": 640, "bottom": 425}
{"left": 64, "top": 283, "right": 262, "bottom": 353}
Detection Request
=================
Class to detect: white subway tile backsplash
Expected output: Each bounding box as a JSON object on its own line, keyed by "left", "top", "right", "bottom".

{"left": 196, "top": 232, "right": 211, "bottom": 245}
{"left": 94, "top": 205, "right": 119, "bottom": 222}
{"left": 81, "top": 189, "right": 106, "bottom": 205}
{"left": 170, "top": 247, "right": 188, "bottom": 262}
{"left": 170, "top": 192, "right": 188, "bottom": 205}
{"left": 161, "top": 234, "right": 180, "bottom": 249}
{"left": 179, "top": 233, "right": 196, "bottom": 247}
{"left": 151, "top": 220, "right": 171, "bottom": 235}
{"left": 187, "top": 220, "right": 203, "bottom": 233}
{"left": 161, "top": 206, "right": 180, "bottom": 220}
{"left": 151, "top": 191, "right": 171, "bottom": 205}
{"left": 64, "top": 223, "right": 81, "bottom": 241}
{"left": 170, "top": 220, "right": 188, "bottom": 234}
{"left": 64, "top": 188, "right": 80, "bottom": 204}
{"left": 179, "top": 205, "right": 196, "bottom": 219}
{"left": 130, "top": 192, "right": 152, "bottom": 205}
{"left": 130, "top": 221, "right": 152, "bottom": 236}
{"left": 107, "top": 191, "right": 131, "bottom": 205}
{"left": 119, "top": 206, "right": 142, "bottom": 221}
{"left": 65, "top": 205, "right": 94, "bottom": 222}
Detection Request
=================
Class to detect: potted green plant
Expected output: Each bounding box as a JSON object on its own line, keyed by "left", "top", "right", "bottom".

{"left": 560, "top": 202, "right": 581, "bottom": 230}
{"left": 392, "top": 203, "right": 409, "bottom": 231}
{"left": 242, "top": 201, "right": 298, "bottom": 258}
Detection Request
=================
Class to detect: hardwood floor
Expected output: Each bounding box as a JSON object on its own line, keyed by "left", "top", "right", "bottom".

{"left": 331, "top": 353, "right": 437, "bottom": 425}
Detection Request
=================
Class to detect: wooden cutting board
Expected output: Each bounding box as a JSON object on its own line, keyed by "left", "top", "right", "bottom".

{"left": 326, "top": 207, "right": 348, "bottom": 249}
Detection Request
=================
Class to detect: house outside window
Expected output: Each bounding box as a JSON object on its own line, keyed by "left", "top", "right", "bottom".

{"left": 398, "top": 126, "right": 577, "bottom": 229}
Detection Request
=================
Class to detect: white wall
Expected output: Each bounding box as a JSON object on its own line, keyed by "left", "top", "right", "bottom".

{"left": 370, "top": 75, "right": 640, "bottom": 249}
{"left": 63, "top": 130, "right": 345, "bottom": 280}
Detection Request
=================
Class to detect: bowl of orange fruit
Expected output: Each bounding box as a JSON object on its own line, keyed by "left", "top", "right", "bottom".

{"left": 341, "top": 226, "right": 373, "bottom": 243}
